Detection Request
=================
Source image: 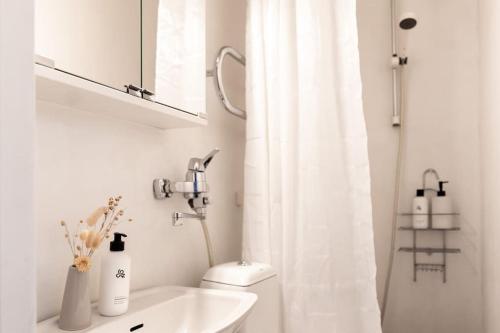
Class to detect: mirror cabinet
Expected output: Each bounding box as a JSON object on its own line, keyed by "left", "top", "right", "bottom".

{"left": 35, "top": 0, "right": 206, "bottom": 118}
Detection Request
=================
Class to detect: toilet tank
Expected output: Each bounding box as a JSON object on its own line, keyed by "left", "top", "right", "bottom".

{"left": 201, "top": 262, "right": 281, "bottom": 333}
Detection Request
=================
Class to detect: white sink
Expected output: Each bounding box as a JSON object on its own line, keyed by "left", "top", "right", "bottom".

{"left": 38, "top": 286, "right": 257, "bottom": 333}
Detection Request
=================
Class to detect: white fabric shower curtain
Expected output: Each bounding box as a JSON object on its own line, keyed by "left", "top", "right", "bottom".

{"left": 243, "top": 1, "right": 382, "bottom": 332}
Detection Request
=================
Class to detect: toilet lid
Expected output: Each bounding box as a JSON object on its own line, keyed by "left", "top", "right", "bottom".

{"left": 202, "top": 261, "right": 277, "bottom": 287}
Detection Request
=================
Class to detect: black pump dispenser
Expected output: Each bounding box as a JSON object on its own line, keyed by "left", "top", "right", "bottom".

{"left": 416, "top": 189, "right": 425, "bottom": 197}
{"left": 437, "top": 181, "right": 449, "bottom": 197}
{"left": 110, "top": 233, "right": 127, "bottom": 252}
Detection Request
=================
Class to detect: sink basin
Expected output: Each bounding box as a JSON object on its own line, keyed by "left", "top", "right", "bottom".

{"left": 38, "top": 286, "right": 257, "bottom": 333}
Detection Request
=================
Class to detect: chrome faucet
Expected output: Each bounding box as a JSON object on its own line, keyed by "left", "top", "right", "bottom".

{"left": 153, "top": 148, "right": 220, "bottom": 225}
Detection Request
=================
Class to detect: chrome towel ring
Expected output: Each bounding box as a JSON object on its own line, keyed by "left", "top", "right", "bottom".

{"left": 207, "top": 46, "right": 246, "bottom": 119}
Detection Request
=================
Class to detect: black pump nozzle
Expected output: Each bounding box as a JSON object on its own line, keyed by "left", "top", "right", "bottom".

{"left": 110, "top": 232, "right": 127, "bottom": 252}
{"left": 437, "top": 181, "right": 449, "bottom": 197}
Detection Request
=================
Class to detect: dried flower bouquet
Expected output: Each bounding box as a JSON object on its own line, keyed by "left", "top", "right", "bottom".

{"left": 59, "top": 196, "right": 132, "bottom": 272}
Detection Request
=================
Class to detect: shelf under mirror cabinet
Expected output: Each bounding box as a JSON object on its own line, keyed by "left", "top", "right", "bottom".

{"left": 36, "top": 64, "right": 206, "bottom": 129}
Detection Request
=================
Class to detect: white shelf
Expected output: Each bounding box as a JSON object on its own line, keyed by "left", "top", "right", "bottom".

{"left": 35, "top": 64, "right": 207, "bottom": 129}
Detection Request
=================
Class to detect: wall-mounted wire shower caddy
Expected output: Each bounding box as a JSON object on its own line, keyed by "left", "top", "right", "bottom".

{"left": 398, "top": 215, "right": 460, "bottom": 283}
{"left": 397, "top": 169, "right": 461, "bottom": 283}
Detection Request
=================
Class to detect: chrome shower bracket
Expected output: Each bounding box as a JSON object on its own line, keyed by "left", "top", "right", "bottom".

{"left": 391, "top": 55, "right": 409, "bottom": 69}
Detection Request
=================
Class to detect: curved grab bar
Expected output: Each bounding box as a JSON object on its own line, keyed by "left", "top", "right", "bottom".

{"left": 207, "top": 46, "right": 246, "bottom": 119}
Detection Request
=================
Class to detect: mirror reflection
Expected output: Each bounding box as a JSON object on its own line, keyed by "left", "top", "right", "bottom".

{"left": 142, "top": 0, "right": 205, "bottom": 114}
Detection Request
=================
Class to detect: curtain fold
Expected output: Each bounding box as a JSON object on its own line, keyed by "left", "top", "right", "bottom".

{"left": 243, "top": 1, "right": 382, "bottom": 332}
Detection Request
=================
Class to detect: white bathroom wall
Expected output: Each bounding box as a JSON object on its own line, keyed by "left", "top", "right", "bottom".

{"left": 35, "top": 0, "right": 246, "bottom": 321}
{"left": 0, "top": 0, "right": 36, "bottom": 331}
{"left": 357, "top": 0, "right": 482, "bottom": 332}
{"left": 478, "top": 1, "right": 500, "bottom": 332}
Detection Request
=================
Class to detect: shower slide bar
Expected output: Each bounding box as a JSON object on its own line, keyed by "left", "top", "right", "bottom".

{"left": 206, "top": 46, "right": 246, "bottom": 120}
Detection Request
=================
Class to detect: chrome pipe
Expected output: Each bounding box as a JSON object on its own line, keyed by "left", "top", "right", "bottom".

{"left": 391, "top": 0, "right": 400, "bottom": 126}
{"left": 392, "top": 67, "right": 400, "bottom": 126}
{"left": 172, "top": 212, "right": 205, "bottom": 226}
{"left": 207, "top": 46, "right": 247, "bottom": 119}
{"left": 391, "top": 0, "right": 397, "bottom": 56}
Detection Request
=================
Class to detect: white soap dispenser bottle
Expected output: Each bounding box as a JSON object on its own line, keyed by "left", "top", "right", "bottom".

{"left": 432, "top": 181, "right": 454, "bottom": 229}
{"left": 98, "top": 233, "right": 131, "bottom": 316}
{"left": 412, "top": 189, "right": 429, "bottom": 229}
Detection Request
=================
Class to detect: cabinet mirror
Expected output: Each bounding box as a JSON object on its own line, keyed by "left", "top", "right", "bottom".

{"left": 35, "top": 0, "right": 142, "bottom": 91}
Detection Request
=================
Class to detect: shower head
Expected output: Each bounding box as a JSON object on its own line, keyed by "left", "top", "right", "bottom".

{"left": 399, "top": 13, "right": 417, "bottom": 30}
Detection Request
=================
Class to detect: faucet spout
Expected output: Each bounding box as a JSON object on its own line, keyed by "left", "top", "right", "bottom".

{"left": 171, "top": 211, "right": 215, "bottom": 267}
{"left": 172, "top": 212, "right": 206, "bottom": 226}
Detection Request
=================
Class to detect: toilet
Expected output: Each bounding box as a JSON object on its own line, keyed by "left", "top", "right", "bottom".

{"left": 201, "top": 261, "right": 281, "bottom": 333}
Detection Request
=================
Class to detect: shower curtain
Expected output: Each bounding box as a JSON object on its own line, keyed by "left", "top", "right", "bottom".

{"left": 242, "top": 1, "right": 382, "bottom": 332}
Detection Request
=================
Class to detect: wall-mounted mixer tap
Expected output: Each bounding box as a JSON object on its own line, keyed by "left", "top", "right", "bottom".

{"left": 153, "top": 148, "right": 220, "bottom": 223}
{"left": 153, "top": 148, "right": 220, "bottom": 267}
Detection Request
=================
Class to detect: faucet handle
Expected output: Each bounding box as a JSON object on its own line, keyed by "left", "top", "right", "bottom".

{"left": 188, "top": 148, "right": 220, "bottom": 171}
{"left": 202, "top": 148, "right": 220, "bottom": 169}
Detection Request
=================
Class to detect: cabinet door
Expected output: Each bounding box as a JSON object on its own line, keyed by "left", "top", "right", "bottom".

{"left": 35, "top": 0, "right": 141, "bottom": 91}
{"left": 142, "top": 0, "right": 206, "bottom": 115}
